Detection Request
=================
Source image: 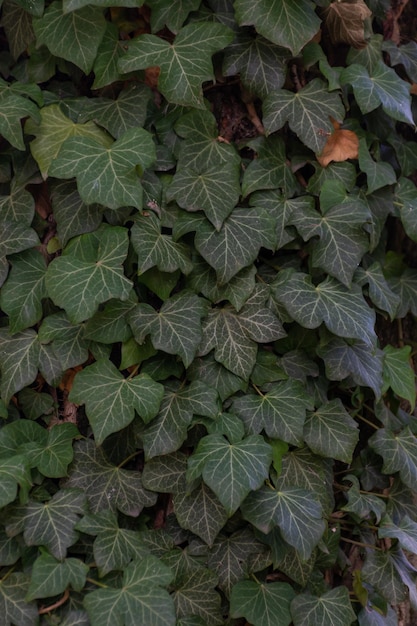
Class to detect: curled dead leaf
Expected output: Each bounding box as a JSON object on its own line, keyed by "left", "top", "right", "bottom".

{"left": 324, "top": 0, "right": 372, "bottom": 49}
{"left": 317, "top": 125, "right": 359, "bottom": 167}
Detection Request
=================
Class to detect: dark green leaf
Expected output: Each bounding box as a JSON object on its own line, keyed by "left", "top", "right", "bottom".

{"left": 290, "top": 587, "right": 356, "bottom": 626}
{"left": 230, "top": 579, "right": 295, "bottom": 626}
{"left": 147, "top": 0, "right": 200, "bottom": 33}
{"left": 370, "top": 426, "right": 417, "bottom": 490}
{"left": 383, "top": 345, "right": 415, "bottom": 408}
{"left": 304, "top": 399, "right": 359, "bottom": 463}
{"left": 51, "top": 180, "right": 102, "bottom": 247}
{"left": 173, "top": 482, "right": 228, "bottom": 546}
{"left": 0, "top": 573, "right": 39, "bottom": 626}
{"left": 242, "top": 135, "right": 297, "bottom": 197}
{"left": 26, "top": 551, "right": 88, "bottom": 600}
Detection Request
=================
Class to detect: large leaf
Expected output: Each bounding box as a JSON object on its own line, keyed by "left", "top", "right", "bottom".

{"left": 303, "top": 399, "right": 359, "bottom": 463}
{"left": 118, "top": 22, "right": 233, "bottom": 108}
{"left": 272, "top": 269, "right": 376, "bottom": 346}
{"left": 241, "top": 485, "right": 326, "bottom": 559}
{"left": 369, "top": 426, "right": 417, "bottom": 490}
{"left": 49, "top": 127, "right": 156, "bottom": 210}
{"left": 230, "top": 579, "right": 295, "bottom": 626}
{"left": 69, "top": 359, "right": 164, "bottom": 445}
{"left": 128, "top": 291, "right": 208, "bottom": 367}
{"left": 45, "top": 225, "right": 132, "bottom": 324}
{"left": 341, "top": 61, "right": 413, "bottom": 124}
{"left": 26, "top": 551, "right": 88, "bottom": 600}
{"left": 263, "top": 79, "right": 345, "bottom": 153}
{"left": 232, "top": 379, "right": 313, "bottom": 446}
{"left": 290, "top": 587, "right": 356, "bottom": 626}
{"left": 65, "top": 439, "right": 157, "bottom": 516}
{"left": 83, "top": 556, "right": 176, "bottom": 626}
{"left": 234, "top": 0, "right": 321, "bottom": 55}
{"left": 33, "top": 1, "right": 106, "bottom": 74}
{"left": 187, "top": 433, "right": 272, "bottom": 515}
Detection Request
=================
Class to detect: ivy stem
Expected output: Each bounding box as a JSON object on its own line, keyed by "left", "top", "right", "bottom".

{"left": 38, "top": 588, "right": 70, "bottom": 615}
{"left": 340, "top": 536, "right": 382, "bottom": 551}
{"left": 0, "top": 565, "right": 16, "bottom": 583}
{"left": 127, "top": 364, "right": 140, "bottom": 379}
{"left": 333, "top": 482, "right": 389, "bottom": 498}
{"left": 118, "top": 450, "right": 141, "bottom": 469}
{"left": 250, "top": 573, "right": 261, "bottom": 584}
{"left": 86, "top": 577, "right": 109, "bottom": 588}
{"left": 252, "top": 383, "right": 265, "bottom": 397}
{"left": 354, "top": 413, "right": 379, "bottom": 430}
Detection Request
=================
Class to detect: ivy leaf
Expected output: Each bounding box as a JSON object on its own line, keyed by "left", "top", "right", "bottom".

{"left": 230, "top": 579, "right": 295, "bottom": 626}
{"left": 174, "top": 482, "right": 228, "bottom": 546}
{"left": 241, "top": 485, "right": 326, "bottom": 559}
{"left": 395, "top": 176, "right": 417, "bottom": 243}
{"left": 354, "top": 262, "right": 400, "bottom": 319}
{"left": 83, "top": 556, "right": 175, "bottom": 626}
{"left": 92, "top": 22, "right": 127, "bottom": 89}
{"left": 362, "top": 549, "right": 407, "bottom": 606}
{"left": 128, "top": 291, "right": 208, "bottom": 368}
{"left": 223, "top": 30, "right": 290, "bottom": 98}
{"left": 358, "top": 139, "right": 396, "bottom": 194}
{"left": 17, "top": 489, "right": 87, "bottom": 559}
{"left": 45, "top": 225, "right": 132, "bottom": 324}
{"left": 388, "top": 267, "right": 417, "bottom": 318}
{"left": 290, "top": 182, "right": 370, "bottom": 286}
{"left": 0, "top": 84, "right": 40, "bottom": 151}
{"left": 118, "top": 22, "right": 233, "bottom": 108}
{"left": 49, "top": 128, "right": 156, "bottom": 210}
{"left": 142, "top": 452, "right": 188, "bottom": 494}
{"left": 369, "top": 426, "right": 417, "bottom": 491}
{"left": 341, "top": 61, "right": 414, "bottom": 124}
{"left": 188, "top": 354, "right": 247, "bottom": 402}
{"left": 0, "top": 573, "right": 39, "bottom": 626}
{"left": 33, "top": 2, "right": 106, "bottom": 74}
{"left": 131, "top": 212, "right": 193, "bottom": 275}
{"left": 232, "top": 380, "right": 313, "bottom": 446}
{"left": 0, "top": 249, "right": 47, "bottom": 334}
{"left": 242, "top": 135, "right": 298, "bottom": 198}
{"left": 199, "top": 285, "right": 285, "bottom": 380}
{"left": 38, "top": 312, "right": 89, "bottom": 369}
{"left": 75, "top": 509, "right": 148, "bottom": 576}
{"left": 379, "top": 515, "right": 417, "bottom": 555}
{"left": 26, "top": 551, "right": 88, "bottom": 600}
{"left": 65, "top": 440, "right": 157, "bottom": 516}
{"left": 263, "top": 79, "right": 345, "bottom": 153}
{"left": 382, "top": 345, "right": 416, "bottom": 409}
{"left": 272, "top": 269, "right": 376, "bottom": 346}
{"left": 303, "top": 399, "right": 359, "bottom": 463}
{"left": 26, "top": 103, "right": 111, "bottom": 178}
{"left": 290, "top": 587, "right": 356, "bottom": 626}
{"left": 0, "top": 455, "right": 31, "bottom": 508}
{"left": 187, "top": 433, "right": 272, "bottom": 516}
{"left": 317, "top": 338, "right": 384, "bottom": 397}
{"left": 147, "top": 0, "right": 200, "bottom": 33}
{"left": 51, "top": 181, "right": 102, "bottom": 247}
{"left": 341, "top": 474, "right": 386, "bottom": 523}
{"left": 31, "top": 423, "right": 79, "bottom": 478}
{"left": 194, "top": 208, "right": 275, "bottom": 284}
{"left": 141, "top": 381, "right": 219, "bottom": 459}
{"left": 234, "top": 0, "right": 321, "bottom": 56}
{"left": 69, "top": 359, "right": 164, "bottom": 445}
{"left": 0, "top": 328, "right": 39, "bottom": 404}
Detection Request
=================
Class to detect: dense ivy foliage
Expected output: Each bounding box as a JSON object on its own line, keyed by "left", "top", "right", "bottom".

{"left": 0, "top": 0, "right": 417, "bottom": 624}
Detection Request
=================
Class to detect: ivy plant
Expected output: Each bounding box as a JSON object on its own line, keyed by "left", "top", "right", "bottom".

{"left": 0, "top": 0, "right": 417, "bottom": 624}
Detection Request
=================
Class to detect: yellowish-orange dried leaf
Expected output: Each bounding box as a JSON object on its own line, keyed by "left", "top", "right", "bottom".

{"left": 324, "top": 0, "right": 372, "bottom": 49}
{"left": 59, "top": 365, "right": 83, "bottom": 393}
{"left": 410, "top": 83, "right": 417, "bottom": 95}
{"left": 145, "top": 66, "right": 161, "bottom": 89}
{"left": 317, "top": 126, "right": 359, "bottom": 167}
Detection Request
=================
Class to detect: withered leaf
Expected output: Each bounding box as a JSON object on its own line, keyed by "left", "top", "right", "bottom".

{"left": 325, "top": 0, "right": 372, "bottom": 49}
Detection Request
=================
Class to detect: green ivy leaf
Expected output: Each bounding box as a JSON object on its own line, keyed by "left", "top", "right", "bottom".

{"left": 0, "top": 82, "right": 40, "bottom": 151}
{"left": 263, "top": 79, "right": 345, "bottom": 153}
{"left": 230, "top": 579, "right": 295, "bottom": 626}
{"left": 65, "top": 439, "right": 157, "bottom": 516}
{"left": 290, "top": 587, "right": 356, "bottom": 626}
{"left": 2, "top": 1, "right": 36, "bottom": 60}
{"left": 0, "top": 328, "right": 39, "bottom": 404}
{"left": 362, "top": 548, "right": 407, "bottom": 605}
{"left": 383, "top": 345, "right": 416, "bottom": 409}
{"left": 341, "top": 61, "right": 413, "bottom": 124}
{"left": 223, "top": 30, "right": 290, "bottom": 98}
{"left": 0, "top": 530, "right": 21, "bottom": 566}
{"left": 32, "top": 423, "right": 79, "bottom": 478}
{"left": 174, "top": 482, "right": 228, "bottom": 546}
{"left": 187, "top": 433, "right": 272, "bottom": 516}
{"left": 49, "top": 128, "right": 156, "bottom": 210}
{"left": 341, "top": 475, "right": 386, "bottom": 523}
{"left": 242, "top": 485, "right": 325, "bottom": 559}
{"left": 234, "top": 0, "right": 321, "bottom": 55}
{"left": 272, "top": 269, "right": 376, "bottom": 346}
{"left": 379, "top": 515, "right": 417, "bottom": 555}
{"left": 142, "top": 451, "right": 188, "bottom": 494}
{"left": 0, "top": 455, "right": 31, "bottom": 508}
{"left": 0, "top": 249, "right": 47, "bottom": 334}
{"left": 188, "top": 353, "right": 246, "bottom": 402}
{"left": 119, "top": 22, "right": 233, "bottom": 108}
{"left": 26, "top": 103, "right": 111, "bottom": 178}
{"left": 303, "top": 399, "right": 359, "bottom": 463}
{"left": 232, "top": 380, "right": 313, "bottom": 446}
{"left": 45, "top": 225, "right": 132, "bottom": 324}
{"left": 142, "top": 380, "right": 219, "bottom": 459}
{"left": 354, "top": 262, "right": 400, "bottom": 319}
{"left": 33, "top": 1, "right": 106, "bottom": 74}
{"left": 69, "top": 359, "right": 163, "bottom": 445}
{"left": 38, "top": 312, "right": 89, "bottom": 369}
{"left": 358, "top": 139, "right": 396, "bottom": 194}
{"left": 242, "top": 135, "right": 297, "bottom": 198}
{"left": 129, "top": 291, "right": 208, "bottom": 367}
{"left": 50, "top": 180, "right": 102, "bottom": 247}
{"left": 0, "top": 573, "right": 39, "bottom": 626}
{"left": 147, "top": 0, "right": 200, "bottom": 33}
{"left": 83, "top": 293, "right": 136, "bottom": 344}
{"left": 26, "top": 551, "right": 88, "bottom": 600}
{"left": 75, "top": 509, "right": 148, "bottom": 576}
{"left": 91, "top": 22, "right": 127, "bottom": 89}
{"left": 369, "top": 426, "right": 417, "bottom": 491}
{"left": 83, "top": 555, "right": 175, "bottom": 626}
{"left": 395, "top": 177, "right": 417, "bottom": 243}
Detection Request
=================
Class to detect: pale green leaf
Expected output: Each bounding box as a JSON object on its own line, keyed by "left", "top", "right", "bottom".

{"left": 49, "top": 128, "right": 156, "bottom": 210}
{"left": 0, "top": 573, "right": 39, "bottom": 626}
{"left": 304, "top": 399, "right": 359, "bottom": 463}
{"left": 232, "top": 379, "right": 313, "bottom": 446}
{"left": 26, "top": 103, "right": 111, "bottom": 178}
{"left": 65, "top": 439, "right": 157, "bottom": 516}
{"left": 26, "top": 552, "right": 88, "bottom": 600}
{"left": 383, "top": 345, "right": 416, "bottom": 408}
{"left": 263, "top": 79, "right": 345, "bottom": 153}
{"left": 290, "top": 587, "right": 356, "bottom": 626}
{"left": 118, "top": 22, "right": 233, "bottom": 108}
{"left": 45, "top": 225, "right": 132, "bottom": 324}
{"left": 83, "top": 556, "right": 175, "bottom": 626}
{"left": 230, "top": 579, "right": 295, "bottom": 626}
{"left": 370, "top": 426, "right": 417, "bottom": 490}
{"left": 341, "top": 61, "right": 413, "bottom": 124}
{"left": 0, "top": 248, "right": 47, "bottom": 334}
{"left": 187, "top": 433, "right": 272, "bottom": 515}
{"left": 272, "top": 269, "right": 376, "bottom": 346}
{"left": 234, "top": 0, "right": 321, "bottom": 55}
{"left": 69, "top": 358, "right": 164, "bottom": 444}
{"left": 33, "top": 1, "right": 106, "bottom": 74}
{"left": 173, "top": 482, "right": 228, "bottom": 546}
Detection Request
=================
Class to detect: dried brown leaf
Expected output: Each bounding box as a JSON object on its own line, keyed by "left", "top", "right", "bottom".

{"left": 317, "top": 127, "right": 359, "bottom": 167}
{"left": 325, "top": 0, "right": 372, "bottom": 49}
